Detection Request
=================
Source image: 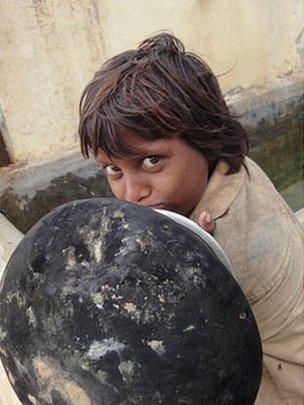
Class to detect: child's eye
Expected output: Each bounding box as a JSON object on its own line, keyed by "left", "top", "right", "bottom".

{"left": 142, "top": 155, "right": 160, "bottom": 167}
{"left": 104, "top": 164, "right": 121, "bottom": 176}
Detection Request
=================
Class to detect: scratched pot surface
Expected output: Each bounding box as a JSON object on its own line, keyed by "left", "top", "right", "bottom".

{"left": 0, "top": 198, "right": 262, "bottom": 405}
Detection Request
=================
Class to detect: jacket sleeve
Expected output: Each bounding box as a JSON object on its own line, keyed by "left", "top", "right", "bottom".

{"left": 213, "top": 162, "right": 304, "bottom": 404}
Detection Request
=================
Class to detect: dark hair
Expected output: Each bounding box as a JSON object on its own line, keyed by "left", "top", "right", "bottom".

{"left": 79, "top": 32, "right": 248, "bottom": 173}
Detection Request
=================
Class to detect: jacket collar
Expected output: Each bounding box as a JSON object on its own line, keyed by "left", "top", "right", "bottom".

{"left": 190, "top": 159, "right": 246, "bottom": 222}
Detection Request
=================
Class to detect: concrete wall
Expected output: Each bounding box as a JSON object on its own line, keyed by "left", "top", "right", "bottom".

{"left": 104, "top": 0, "right": 303, "bottom": 88}
{"left": 1, "top": 0, "right": 303, "bottom": 163}
{"left": 1, "top": 0, "right": 105, "bottom": 162}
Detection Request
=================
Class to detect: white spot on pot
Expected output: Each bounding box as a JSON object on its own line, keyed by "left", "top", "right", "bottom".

{"left": 91, "top": 292, "right": 104, "bottom": 309}
{"left": 26, "top": 306, "right": 36, "bottom": 326}
{"left": 0, "top": 326, "right": 7, "bottom": 341}
{"left": 239, "top": 312, "right": 247, "bottom": 320}
{"left": 28, "top": 394, "right": 38, "bottom": 404}
{"left": 183, "top": 325, "right": 195, "bottom": 332}
{"left": 113, "top": 210, "right": 124, "bottom": 219}
{"left": 147, "top": 340, "right": 165, "bottom": 356}
{"left": 123, "top": 302, "right": 137, "bottom": 313}
{"left": 65, "top": 246, "right": 76, "bottom": 268}
{"left": 119, "top": 360, "right": 135, "bottom": 381}
{"left": 94, "top": 240, "right": 102, "bottom": 262}
{"left": 81, "top": 363, "right": 89, "bottom": 371}
{"left": 158, "top": 294, "right": 165, "bottom": 303}
{"left": 87, "top": 338, "right": 125, "bottom": 360}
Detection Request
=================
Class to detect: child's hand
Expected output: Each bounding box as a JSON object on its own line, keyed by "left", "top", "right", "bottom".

{"left": 198, "top": 211, "right": 216, "bottom": 234}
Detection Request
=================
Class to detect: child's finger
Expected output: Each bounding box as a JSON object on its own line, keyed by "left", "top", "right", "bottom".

{"left": 198, "top": 211, "right": 216, "bottom": 234}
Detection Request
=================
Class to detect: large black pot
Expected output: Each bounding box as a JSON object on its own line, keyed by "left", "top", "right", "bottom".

{"left": 0, "top": 198, "right": 262, "bottom": 404}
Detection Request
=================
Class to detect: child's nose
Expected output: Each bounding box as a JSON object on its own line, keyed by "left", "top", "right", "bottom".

{"left": 124, "top": 174, "right": 150, "bottom": 204}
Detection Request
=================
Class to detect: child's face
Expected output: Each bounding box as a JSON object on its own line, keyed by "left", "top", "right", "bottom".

{"left": 96, "top": 133, "right": 209, "bottom": 216}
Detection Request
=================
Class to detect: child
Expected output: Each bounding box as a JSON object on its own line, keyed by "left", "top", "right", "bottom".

{"left": 78, "top": 33, "right": 303, "bottom": 404}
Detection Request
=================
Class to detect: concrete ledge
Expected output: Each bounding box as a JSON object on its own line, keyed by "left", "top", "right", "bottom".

{"left": 226, "top": 76, "right": 303, "bottom": 191}
{"left": 226, "top": 76, "right": 303, "bottom": 131}
{"left": 0, "top": 152, "right": 113, "bottom": 233}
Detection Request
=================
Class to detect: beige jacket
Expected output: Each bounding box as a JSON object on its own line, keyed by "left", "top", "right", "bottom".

{"left": 191, "top": 157, "right": 304, "bottom": 404}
